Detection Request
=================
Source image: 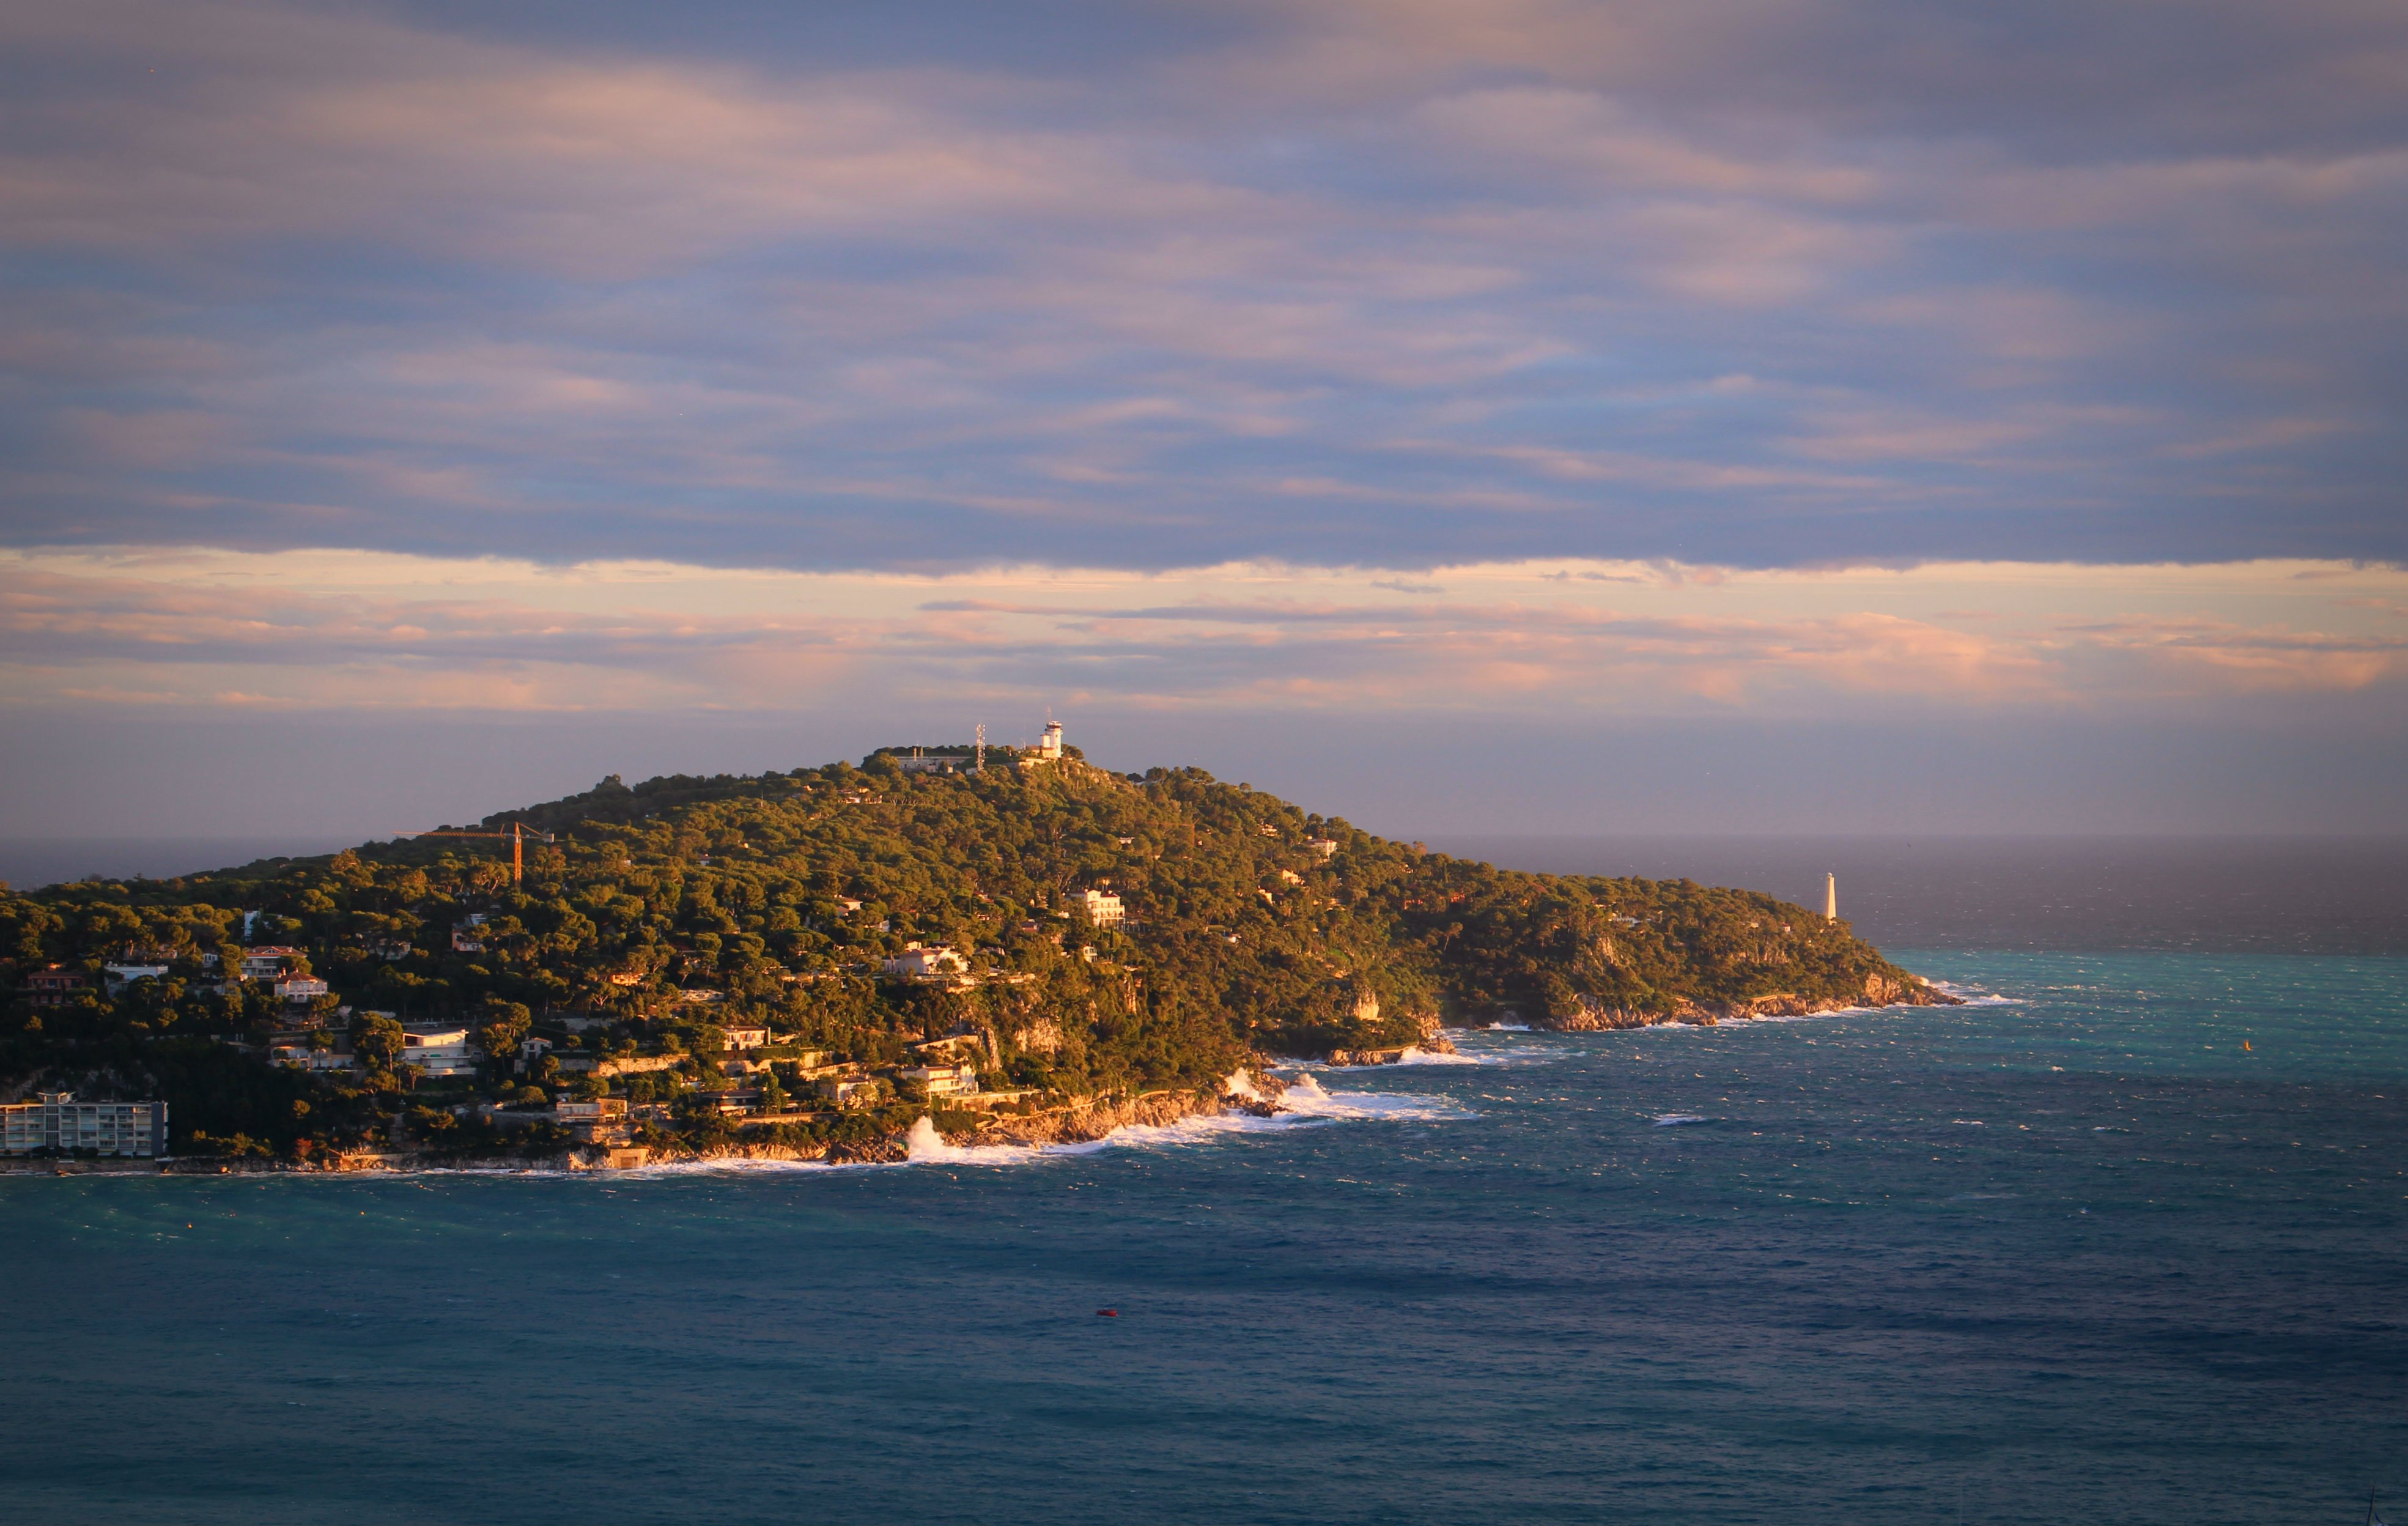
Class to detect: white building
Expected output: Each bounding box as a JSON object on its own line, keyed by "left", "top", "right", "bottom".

{"left": 1032, "top": 719, "right": 1065, "bottom": 763}
{"left": 242, "top": 946, "right": 303, "bottom": 980}
{"left": 883, "top": 944, "right": 969, "bottom": 979}
{"left": 275, "top": 976, "right": 330, "bottom": 1004}
{"left": 1078, "top": 889, "right": 1124, "bottom": 926}
{"left": 1307, "top": 838, "right": 1339, "bottom": 859}
{"left": 901, "top": 1063, "right": 979, "bottom": 1097}
{"left": 818, "top": 1076, "right": 882, "bottom": 1106}
{"left": 1, "top": 1092, "right": 169, "bottom": 1157}
{"left": 402, "top": 1025, "right": 479, "bottom": 1076}
{"left": 102, "top": 963, "right": 171, "bottom": 994}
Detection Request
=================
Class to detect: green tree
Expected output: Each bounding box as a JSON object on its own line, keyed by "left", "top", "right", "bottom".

{"left": 352, "top": 1012, "right": 405, "bottom": 1071}
{"left": 474, "top": 1001, "right": 533, "bottom": 1065}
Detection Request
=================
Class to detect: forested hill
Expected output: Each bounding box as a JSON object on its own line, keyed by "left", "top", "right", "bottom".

{"left": 0, "top": 752, "right": 1944, "bottom": 1159}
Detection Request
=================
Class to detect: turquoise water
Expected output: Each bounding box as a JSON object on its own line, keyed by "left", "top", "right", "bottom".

{"left": 6, "top": 952, "right": 2404, "bottom": 1524}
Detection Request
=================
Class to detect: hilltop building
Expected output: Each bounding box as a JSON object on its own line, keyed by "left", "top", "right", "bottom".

{"left": 884, "top": 745, "right": 974, "bottom": 775}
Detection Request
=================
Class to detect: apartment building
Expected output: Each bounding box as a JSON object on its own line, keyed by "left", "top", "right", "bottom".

{"left": 1, "top": 1092, "right": 170, "bottom": 1157}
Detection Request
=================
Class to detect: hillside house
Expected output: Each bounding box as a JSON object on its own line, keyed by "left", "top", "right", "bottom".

{"left": 818, "top": 1076, "right": 882, "bottom": 1107}
{"left": 102, "top": 963, "right": 169, "bottom": 994}
{"left": 401, "top": 1025, "right": 477, "bottom": 1077}
{"left": 271, "top": 1036, "right": 355, "bottom": 1072}
{"left": 901, "top": 1063, "right": 979, "bottom": 1097}
{"left": 242, "top": 946, "right": 303, "bottom": 980}
{"left": 26, "top": 965, "right": 85, "bottom": 1006}
{"left": 884, "top": 944, "right": 969, "bottom": 979}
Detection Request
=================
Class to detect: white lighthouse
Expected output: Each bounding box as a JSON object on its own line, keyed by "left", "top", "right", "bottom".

{"left": 1037, "top": 719, "right": 1065, "bottom": 762}
{"left": 1823, "top": 873, "right": 1837, "bottom": 922}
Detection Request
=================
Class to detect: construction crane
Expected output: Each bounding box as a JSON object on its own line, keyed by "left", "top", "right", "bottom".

{"left": 392, "top": 821, "right": 555, "bottom": 886}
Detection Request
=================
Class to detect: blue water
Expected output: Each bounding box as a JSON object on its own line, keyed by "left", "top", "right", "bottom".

{"left": 7, "top": 951, "right": 2406, "bottom": 1525}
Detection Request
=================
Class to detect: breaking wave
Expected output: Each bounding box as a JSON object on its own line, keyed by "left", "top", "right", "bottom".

{"left": 1932, "top": 981, "right": 2022, "bottom": 1006}
{"left": 1653, "top": 1114, "right": 1712, "bottom": 1127}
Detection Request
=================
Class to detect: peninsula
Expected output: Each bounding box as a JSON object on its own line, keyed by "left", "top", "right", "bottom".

{"left": 0, "top": 734, "right": 1952, "bottom": 1169}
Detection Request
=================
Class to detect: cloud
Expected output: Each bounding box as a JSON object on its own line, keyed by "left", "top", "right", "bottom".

{"left": 6, "top": 547, "right": 2400, "bottom": 719}
{"left": 0, "top": 0, "right": 2400, "bottom": 572}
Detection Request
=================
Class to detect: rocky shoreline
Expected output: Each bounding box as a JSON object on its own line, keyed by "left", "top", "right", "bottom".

{"left": 10, "top": 982, "right": 1956, "bottom": 1176}
{"left": 1534, "top": 974, "right": 1963, "bottom": 1031}
{"left": 25, "top": 1078, "right": 1282, "bottom": 1175}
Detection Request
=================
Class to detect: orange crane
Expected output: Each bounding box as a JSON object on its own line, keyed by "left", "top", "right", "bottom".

{"left": 392, "top": 821, "right": 555, "bottom": 886}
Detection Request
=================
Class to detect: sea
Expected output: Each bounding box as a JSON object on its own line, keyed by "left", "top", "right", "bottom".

{"left": 4, "top": 837, "right": 2404, "bottom": 1524}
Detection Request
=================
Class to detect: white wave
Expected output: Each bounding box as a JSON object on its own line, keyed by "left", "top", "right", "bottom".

{"left": 1653, "top": 1113, "right": 1711, "bottom": 1127}
{"left": 1625, "top": 1002, "right": 1916, "bottom": 1033}
{"left": 1279, "top": 1074, "right": 1474, "bottom": 1124}
{"left": 1931, "top": 981, "right": 2021, "bottom": 1006}
{"left": 615, "top": 1154, "right": 890, "bottom": 1178}
{"left": 1485, "top": 1021, "right": 1533, "bottom": 1031}
{"left": 1306, "top": 1030, "right": 1560, "bottom": 1069}
{"left": 1393, "top": 1044, "right": 1483, "bottom": 1066}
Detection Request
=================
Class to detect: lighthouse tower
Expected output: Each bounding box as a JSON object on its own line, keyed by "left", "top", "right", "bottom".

{"left": 1823, "top": 873, "right": 1837, "bottom": 922}
{"left": 1038, "top": 719, "right": 1065, "bottom": 762}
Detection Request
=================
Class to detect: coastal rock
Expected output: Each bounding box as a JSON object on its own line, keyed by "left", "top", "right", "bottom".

{"left": 825, "top": 1136, "right": 908, "bottom": 1164}
{"left": 1325, "top": 1034, "right": 1457, "bottom": 1065}
{"left": 1539, "top": 982, "right": 1963, "bottom": 1032}
{"left": 956, "top": 1087, "right": 1232, "bottom": 1147}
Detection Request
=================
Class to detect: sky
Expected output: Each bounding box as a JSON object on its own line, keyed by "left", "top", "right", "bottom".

{"left": 2, "top": 0, "right": 2402, "bottom": 843}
